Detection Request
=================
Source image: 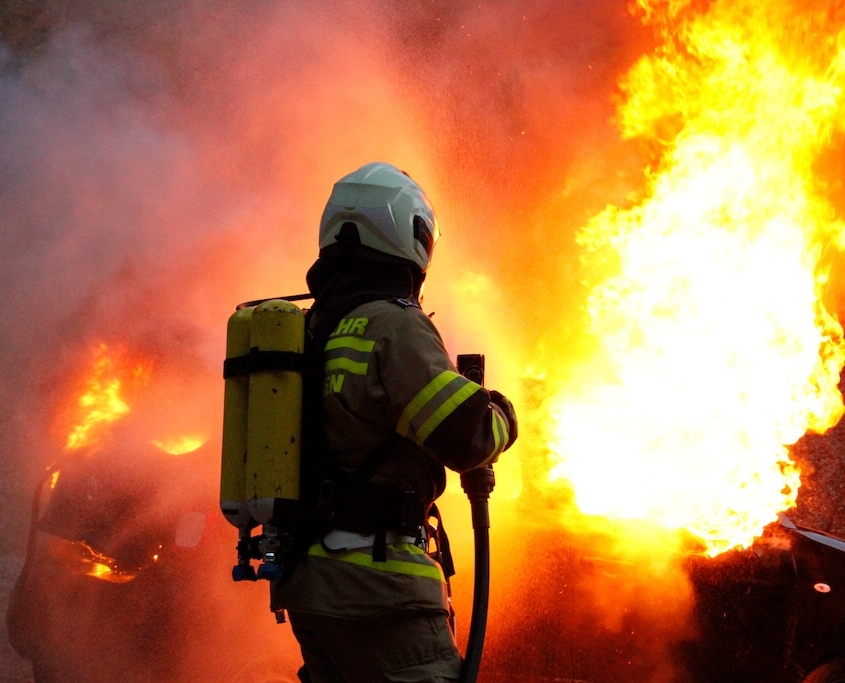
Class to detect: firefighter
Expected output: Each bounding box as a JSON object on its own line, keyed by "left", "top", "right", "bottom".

{"left": 272, "top": 162, "right": 518, "bottom": 683}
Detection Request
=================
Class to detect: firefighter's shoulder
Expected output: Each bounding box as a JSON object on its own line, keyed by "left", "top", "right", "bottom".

{"left": 362, "top": 298, "right": 443, "bottom": 344}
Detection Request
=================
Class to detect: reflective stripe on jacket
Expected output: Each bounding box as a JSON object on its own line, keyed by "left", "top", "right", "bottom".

{"left": 321, "top": 299, "right": 509, "bottom": 489}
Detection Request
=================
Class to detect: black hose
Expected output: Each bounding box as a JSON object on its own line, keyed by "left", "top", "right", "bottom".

{"left": 460, "top": 465, "right": 495, "bottom": 683}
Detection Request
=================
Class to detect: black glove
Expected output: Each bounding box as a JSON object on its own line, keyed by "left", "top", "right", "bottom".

{"left": 489, "top": 390, "right": 518, "bottom": 451}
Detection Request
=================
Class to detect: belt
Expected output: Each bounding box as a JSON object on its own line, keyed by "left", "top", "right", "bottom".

{"left": 320, "top": 528, "right": 424, "bottom": 551}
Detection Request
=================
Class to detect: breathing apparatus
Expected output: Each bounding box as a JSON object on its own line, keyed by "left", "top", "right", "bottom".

{"left": 222, "top": 163, "right": 439, "bottom": 582}
{"left": 220, "top": 296, "right": 308, "bottom": 584}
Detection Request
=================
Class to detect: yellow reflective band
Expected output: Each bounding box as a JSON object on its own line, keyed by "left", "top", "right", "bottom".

{"left": 479, "top": 409, "right": 508, "bottom": 465}
{"left": 325, "top": 357, "right": 368, "bottom": 375}
{"left": 307, "top": 543, "right": 444, "bottom": 581}
{"left": 324, "top": 336, "right": 375, "bottom": 353}
{"left": 416, "top": 380, "right": 481, "bottom": 443}
{"left": 397, "top": 371, "right": 462, "bottom": 438}
{"left": 491, "top": 409, "right": 508, "bottom": 455}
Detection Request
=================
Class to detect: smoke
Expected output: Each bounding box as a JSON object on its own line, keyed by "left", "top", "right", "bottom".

{"left": 0, "top": 1, "right": 666, "bottom": 681}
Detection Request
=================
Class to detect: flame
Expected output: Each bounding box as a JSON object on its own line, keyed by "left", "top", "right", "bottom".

{"left": 152, "top": 435, "right": 206, "bottom": 455}
{"left": 548, "top": 0, "right": 845, "bottom": 556}
{"left": 61, "top": 341, "right": 208, "bottom": 458}
{"left": 63, "top": 343, "right": 153, "bottom": 451}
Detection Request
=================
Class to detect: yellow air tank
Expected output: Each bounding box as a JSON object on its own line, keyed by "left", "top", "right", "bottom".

{"left": 220, "top": 305, "right": 254, "bottom": 532}
{"left": 221, "top": 298, "right": 305, "bottom": 581}
{"left": 244, "top": 299, "right": 304, "bottom": 525}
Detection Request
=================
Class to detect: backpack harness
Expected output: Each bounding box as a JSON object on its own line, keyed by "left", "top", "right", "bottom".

{"left": 222, "top": 294, "right": 454, "bottom": 593}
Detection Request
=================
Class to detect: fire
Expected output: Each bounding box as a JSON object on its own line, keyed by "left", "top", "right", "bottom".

{"left": 61, "top": 342, "right": 207, "bottom": 456}
{"left": 152, "top": 436, "right": 206, "bottom": 455}
{"left": 64, "top": 343, "right": 152, "bottom": 451}
{"left": 548, "top": 0, "right": 845, "bottom": 556}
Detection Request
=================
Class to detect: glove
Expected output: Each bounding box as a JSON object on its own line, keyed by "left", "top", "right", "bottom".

{"left": 489, "top": 390, "right": 518, "bottom": 451}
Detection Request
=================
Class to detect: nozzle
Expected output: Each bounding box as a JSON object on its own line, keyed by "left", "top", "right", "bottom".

{"left": 460, "top": 465, "right": 496, "bottom": 530}
{"left": 461, "top": 465, "right": 495, "bottom": 500}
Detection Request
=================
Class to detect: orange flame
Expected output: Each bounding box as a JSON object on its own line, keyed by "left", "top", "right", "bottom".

{"left": 62, "top": 342, "right": 207, "bottom": 456}
{"left": 548, "top": 0, "right": 845, "bottom": 556}
{"left": 64, "top": 343, "right": 152, "bottom": 451}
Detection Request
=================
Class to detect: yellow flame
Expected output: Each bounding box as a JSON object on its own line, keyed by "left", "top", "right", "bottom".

{"left": 88, "top": 562, "right": 115, "bottom": 579}
{"left": 548, "top": 0, "right": 845, "bottom": 556}
{"left": 64, "top": 343, "right": 152, "bottom": 451}
{"left": 152, "top": 435, "right": 206, "bottom": 455}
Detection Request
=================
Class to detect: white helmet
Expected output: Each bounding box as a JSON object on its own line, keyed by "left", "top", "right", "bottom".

{"left": 319, "top": 162, "right": 440, "bottom": 272}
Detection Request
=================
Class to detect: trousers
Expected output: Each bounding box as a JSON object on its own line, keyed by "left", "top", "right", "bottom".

{"left": 288, "top": 609, "right": 462, "bottom": 683}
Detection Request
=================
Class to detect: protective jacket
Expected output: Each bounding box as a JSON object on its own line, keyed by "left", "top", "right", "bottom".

{"left": 272, "top": 287, "right": 511, "bottom": 619}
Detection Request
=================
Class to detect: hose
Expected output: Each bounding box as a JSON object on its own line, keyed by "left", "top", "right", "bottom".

{"left": 459, "top": 465, "right": 495, "bottom": 683}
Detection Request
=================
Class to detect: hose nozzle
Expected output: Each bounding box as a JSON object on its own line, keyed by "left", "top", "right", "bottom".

{"left": 460, "top": 465, "right": 495, "bottom": 530}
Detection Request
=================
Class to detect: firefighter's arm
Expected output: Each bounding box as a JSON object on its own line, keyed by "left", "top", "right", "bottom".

{"left": 380, "top": 307, "right": 518, "bottom": 471}
{"left": 420, "top": 385, "right": 517, "bottom": 471}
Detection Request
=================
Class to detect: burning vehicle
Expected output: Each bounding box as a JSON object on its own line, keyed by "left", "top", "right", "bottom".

{"left": 682, "top": 515, "right": 845, "bottom": 683}
{"left": 7, "top": 443, "right": 215, "bottom": 682}
{"left": 10, "top": 403, "right": 845, "bottom": 683}
{"left": 5, "top": 342, "right": 302, "bottom": 682}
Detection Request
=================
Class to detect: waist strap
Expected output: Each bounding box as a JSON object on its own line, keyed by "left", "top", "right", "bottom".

{"left": 320, "top": 528, "right": 422, "bottom": 552}
{"left": 317, "top": 478, "right": 427, "bottom": 537}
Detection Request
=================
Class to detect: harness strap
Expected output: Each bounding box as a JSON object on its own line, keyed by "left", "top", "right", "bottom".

{"left": 322, "top": 479, "right": 426, "bottom": 535}
{"left": 223, "top": 350, "right": 305, "bottom": 378}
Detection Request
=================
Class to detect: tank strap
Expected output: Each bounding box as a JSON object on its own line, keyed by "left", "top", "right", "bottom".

{"left": 222, "top": 350, "right": 305, "bottom": 378}
{"left": 392, "top": 297, "right": 421, "bottom": 309}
